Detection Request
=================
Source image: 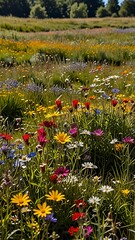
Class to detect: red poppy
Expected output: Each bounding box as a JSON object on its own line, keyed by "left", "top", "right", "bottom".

{"left": 56, "top": 100, "right": 62, "bottom": 110}
{"left": 22, "top": 133, "right": 30, "bottom": 145}
{"left": 68, "top": 226, "right": 79, "bottom": 236}
{"left": 111, "top": 99, "right": 118, "bottom": 107}
{"left": 50, "top": 174, "right": 57, "bottom": 183}
{"left": 38, "top": 120, "right": 57, "bottom": 128}
{"left": 74, "top": 199, "right": 87, "bottom": 208}
{"left": 0, "top": 133, "right": 12, "bottom": 141}
{"left": 72, "top": 99, "right": 79, "bottom": 109}
{"left": 72, "top": 212, "right": 85, "bottom": 221}
{"left": 84, "top": 102, "right": 90, "bottom": 110}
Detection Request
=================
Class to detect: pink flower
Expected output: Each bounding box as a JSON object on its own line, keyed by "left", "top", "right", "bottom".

{"left": 37, "top": 128, "right": 49, "bottom": 146}
{"left": 91, "top": 129, "right": 104, "bottom": 137}
{"left": 54, "top": 166, "right": 69, "bottom": 178}
{"left": 69, "top": 127, "right": 78, "bottom": 138}
{"left": 83, "top": 226, "right": 93, "bottom": 237}
{"left": 122, "top": 136, "right": 134, "bottom": 144}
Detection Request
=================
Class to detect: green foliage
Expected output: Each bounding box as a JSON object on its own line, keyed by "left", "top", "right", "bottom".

{"left": 96, "top": 6, "right": 110, "bottom": 17}
{"left": 70, "top": 2, "right": 88, "bottom": 18}
{"left": 106, "top": 0, "right": 120, "bottom": 16}
{"left": 30, "top": 3, "right": 48, "bottom": 18}
{"left": 119, "top": 0, "right": 135, "bottom": 17}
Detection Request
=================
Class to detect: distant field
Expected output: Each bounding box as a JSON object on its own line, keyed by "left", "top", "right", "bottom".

{"left": 0, "top": 16, "right": 135, "bottom": 32}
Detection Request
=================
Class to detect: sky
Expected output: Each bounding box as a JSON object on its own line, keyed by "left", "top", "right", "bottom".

{"left": 104, "top": 0, "right": 123, "bottom": 5}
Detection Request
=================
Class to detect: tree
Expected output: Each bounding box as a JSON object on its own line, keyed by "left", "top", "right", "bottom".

{"left": 0, "top": 0, "right": 30, "bottom": 17}
{"left": 30, "top": 3, "right": 48, "bottom": 18}
{"left": 78, "top": 0, "right": 104, "bottom": 17}
{"left": 96, "top": 6, "right": 110, "bottom": 17}
{"left": 41, "top": 0, "right": 59, "bottom": 18}
{"left": 70, "top": 2, "right": 88, "bottom": 18}
{"left": 106, "top": 0, "right": 120, "bottom": 16}
{"left": 119, "top": 0, "right": 135, "bottom": 17}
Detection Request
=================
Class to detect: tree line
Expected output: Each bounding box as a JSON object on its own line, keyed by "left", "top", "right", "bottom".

{"left": 0, "top": 0, "right": 134, "bottom": 18}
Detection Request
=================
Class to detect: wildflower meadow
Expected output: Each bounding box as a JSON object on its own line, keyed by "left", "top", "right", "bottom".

{"left": 0, "top": 17, "right": 135, "bottom": 240}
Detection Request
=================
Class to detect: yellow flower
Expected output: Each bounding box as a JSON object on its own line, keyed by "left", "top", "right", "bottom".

{"left": 54, "top": 132, "right": 71, "bottom": 144}
{"left": 33, "top": 202, "right": 52, "bottom": 218}
{"left": 45, "top": 190, "right": 65, "bottom": 201}
{"left": 114, "top": 143, "right": 124, "bottom": 151}
{"left": 11, "top": 193, "right": 31, "bottom": 206}
{"left": 121, "top": 189, "right": 130, "bottom": 196}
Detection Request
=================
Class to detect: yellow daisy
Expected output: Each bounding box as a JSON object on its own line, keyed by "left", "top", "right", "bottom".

{"left": 11, "top": 193, "right": 31, "bottom": 206}
{"left": 121, "top": 189, "right": 130, "bottom": 196}
{"left": 33, "top": 202, "right": 52, "bottom": 218}
{"left": 45, "top": 190, "right": 65, "bottom": 201}
{"left": 54, "top": 132, "right": 71, "bottom": 144}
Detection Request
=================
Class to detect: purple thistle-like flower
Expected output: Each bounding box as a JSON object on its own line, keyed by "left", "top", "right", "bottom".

{"left": 45, "top": 212, "right": 57, "bottom": 223}
{"left": 83, "top": 226, "right": 93, "bottom": 237}
{"left": 91, "top": 129, "right": 104, "bottom": 137}
{"left": 122, "top": 136, "right": 134, "bottom": 144}
{"left": 54, "top": 166, "right": 69, "bottom": 177}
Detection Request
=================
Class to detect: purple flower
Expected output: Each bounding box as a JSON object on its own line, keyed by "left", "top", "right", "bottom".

{"left": 83, "top": 226, "right": 93, "bottom": 237}
{"left": 122, "top": 136, "right": 134, "bottom": 144}
{"left": 54, "top": 166, "right": 69, "bottom": 177}
{"left": 69, "top": 127, "right": 78, "bottom": 138}
{"left": 45, "top": 212, "right": 57, "bottom": 223}
{"left": 94, "top": 108, "right": 101, "bottom": 114}
{"left": 112, "top": 88, "right": 120, "bottom": 94}
{"left": 91, "top": 129, "right": 104, "bottom": 137}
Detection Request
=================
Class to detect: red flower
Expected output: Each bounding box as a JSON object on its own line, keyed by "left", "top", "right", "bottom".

{"left": 84, "top": 102, "right": 90, "bottom": 110}
{"left": 72, "top": 212, "right": 85, "bottom": 221}
{"left": 37, "top": 128, "right": 49, "bottom": 146}
{"left": 22, "top": 133, "right": 30, "bottom": 145}
{"left": 68, "top": 226, "right": 79, "bottom": 236}
{"left": 38, "top": 120, "right": 57, "bottom": 128}
{"left": 0, "top": 133, "right": 12, "bottom": 141}
{"left": 111, "top": 99, "right": 118, "bottom": 107}
{"left": 56, "top": 100, "right": 62, "bottom": 110}
{"left": 50, "top": 174, "right": 57, "bottom": 183}
{"left": 72, "top": 99, "right": 79, "bottom": 109}
{"left": 74, "top": 199, "right": 87, "bottom": 208}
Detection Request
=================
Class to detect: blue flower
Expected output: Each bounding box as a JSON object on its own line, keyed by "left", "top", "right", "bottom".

{"left": 27, "top": 152, "right": 36, "bottom": 158}
{"left": 112, "top": 88, "right": 120, "bottom": 94}
{"left": 94, "top": 108, "right": 101, "bottom": 114}
{"left": 45, "top": 212, "right": 57, "bottom": 223}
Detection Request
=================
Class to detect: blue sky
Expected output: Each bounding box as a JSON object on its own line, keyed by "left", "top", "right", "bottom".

{"left": 104, "top": 0, "right": 123, "bottom": 5}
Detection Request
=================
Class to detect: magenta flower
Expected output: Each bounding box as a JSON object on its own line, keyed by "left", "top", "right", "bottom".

{"left": 122, "top": 136, "right": 134, "bottom": 144}
{"left": 37, "top": 128, "right": 49, "bottom": 146}
{"left": 91, "top": 129, "right": 104, "bottom": 137}
{"left": 69, "top": 127, "right": 78, "bottom": 138}
{"left": 54, "top": 166, "right": 69, "bottom": 178}
{"left": 83, "top": 226, "right": 93, "bottom": 237}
